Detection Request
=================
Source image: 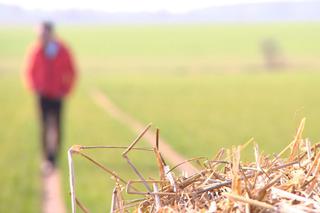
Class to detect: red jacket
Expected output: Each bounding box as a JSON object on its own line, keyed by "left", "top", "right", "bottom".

{"left": 25, "top": 40, "right": 76, "bottom": 99}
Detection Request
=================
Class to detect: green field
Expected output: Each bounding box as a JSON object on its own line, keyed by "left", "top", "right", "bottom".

{"left": 1, "top": 23, "right": 320, "bottom": 212}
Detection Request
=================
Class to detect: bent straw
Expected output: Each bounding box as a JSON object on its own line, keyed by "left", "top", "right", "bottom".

{"left": 224, "top": 193, "right": 275, "bottom": 210}
{"left": 122, "top": 123, "right": 152, "bottom": 156}
{"left": 68, "top": 148, "right": 76, "bottom": 213}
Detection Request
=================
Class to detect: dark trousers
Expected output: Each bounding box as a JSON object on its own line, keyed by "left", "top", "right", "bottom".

{"left": 38, "top": 96, "right": 63, "bottom": 165}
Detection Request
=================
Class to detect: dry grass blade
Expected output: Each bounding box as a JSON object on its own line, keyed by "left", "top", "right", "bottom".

{"left": 224, "top": 193, "right": 275, "bottom": 210}
{"left": 123, "top": 155, "right": 152, "bottom": 192}
{"left": 110, "top": 187, "right": 117, "bottom": 213}
{"left": 165, "top": 157, "right": 204, "bottom": 174}
{"left": 154, "top": 147, "right": 166, "bottom": 182}
{"left": 78, "top": 152, "right": 127, "bottom": 185}
{"left": 231, "top": 146, "right": 241, "bottom": 195}
{"left": 68, "top": 147, "right": 77, "bottom": 213}
{"left": 289, "top": 117, "right": 306, "bottom": 162}
{"left": 75, "top": 197, "right": 90, "bottom": 213}
{"left": 122, "top": 123, "right": 152, "bottom": 156}
{"left": 153, "top": 183, "right": 161, "bottom": 211}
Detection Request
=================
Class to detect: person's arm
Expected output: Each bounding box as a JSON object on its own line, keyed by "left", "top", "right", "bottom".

{"left": 23, "top": 46, "right": 38, "bottom": 92}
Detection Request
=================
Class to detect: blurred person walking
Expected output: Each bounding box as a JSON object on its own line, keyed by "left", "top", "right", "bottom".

{"left": 24, "top": 21, "right": 76, "bottom": 172}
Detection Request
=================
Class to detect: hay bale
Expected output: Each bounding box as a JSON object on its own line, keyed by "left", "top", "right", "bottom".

{"left": 68, "top": 118, "right": 320, "bottom": 212}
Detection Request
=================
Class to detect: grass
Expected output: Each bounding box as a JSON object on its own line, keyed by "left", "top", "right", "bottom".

{"left": 0, "top": 23, "right": 320, "bottom": 212}
{"left": 0, "top": 75, "right": 40, "bottom": 212}
{"left": 98, "top": 72, "right": 320, "bottom": 160}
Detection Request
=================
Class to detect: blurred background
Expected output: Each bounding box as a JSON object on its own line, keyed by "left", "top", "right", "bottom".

{"left": 1, "top": 0, "right": 320, "bottom": 212}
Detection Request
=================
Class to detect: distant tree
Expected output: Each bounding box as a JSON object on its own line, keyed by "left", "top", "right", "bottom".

{"left": 261, "top": 38, "right": 284, "bottom": 70}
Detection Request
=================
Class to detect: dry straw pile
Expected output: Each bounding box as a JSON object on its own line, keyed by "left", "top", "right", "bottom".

{"left": 68, "top": 118, "right": 320, "bottom": 212}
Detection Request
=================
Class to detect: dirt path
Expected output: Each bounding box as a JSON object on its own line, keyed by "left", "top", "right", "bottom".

{"left": 91, "top": 89, "right": 198, "bottom": 175}
{"left": 42, "top": 167, "right": 66, "bottom": 213}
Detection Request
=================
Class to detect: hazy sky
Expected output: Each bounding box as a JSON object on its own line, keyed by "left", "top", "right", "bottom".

{"left": 0, "top": 0, "right": 304, "bottom": 13}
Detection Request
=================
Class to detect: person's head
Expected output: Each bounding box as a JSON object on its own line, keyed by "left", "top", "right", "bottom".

{"left": 38, "top": 21, "right": 55, "bottom": 44}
